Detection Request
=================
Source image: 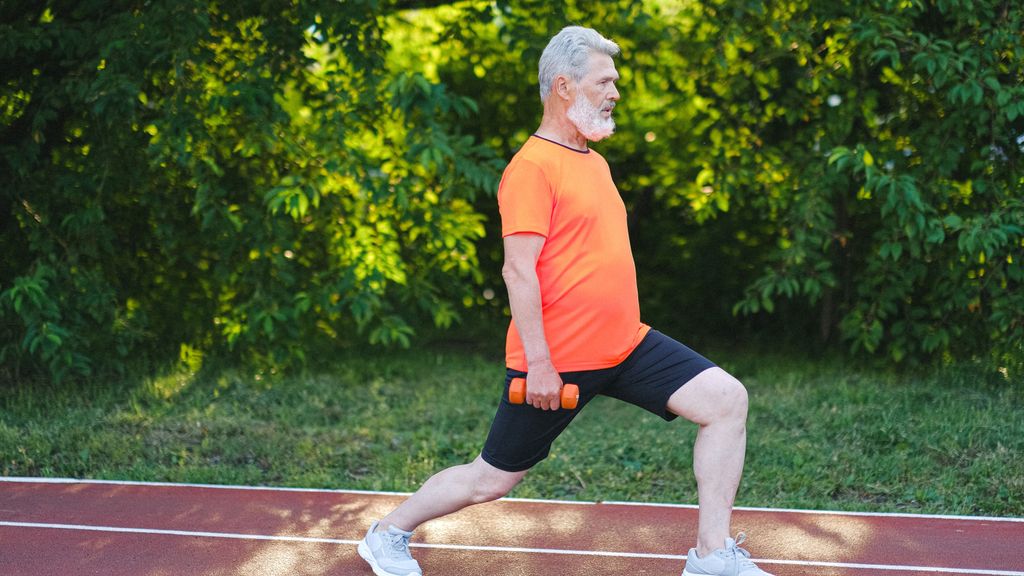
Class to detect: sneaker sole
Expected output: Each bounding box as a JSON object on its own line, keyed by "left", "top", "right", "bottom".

{"left": 357, "top": 540, "right": 421, "bottom": 576}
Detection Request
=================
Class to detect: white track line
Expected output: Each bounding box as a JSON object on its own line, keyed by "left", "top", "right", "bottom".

{"left": 1, "top": 521, "right": 1021, "bottom": 576}
{"left": 600, "top": 500, "right": 1024, "bottom": 523}
{"left": 3, "top": 476, "right": 1022, "bottom": 523}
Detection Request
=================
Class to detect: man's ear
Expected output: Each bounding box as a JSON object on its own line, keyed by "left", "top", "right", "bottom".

{"left": 554, "top": 75, "right": 573, "bottom": 101}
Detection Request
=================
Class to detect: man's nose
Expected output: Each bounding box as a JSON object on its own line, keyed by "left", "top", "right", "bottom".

{"left": 608, "top": 84, "right": 620, "bottom": 101}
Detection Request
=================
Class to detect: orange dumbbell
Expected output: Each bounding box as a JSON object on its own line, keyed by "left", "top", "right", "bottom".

{"left": 508, "top": 377, "right": 579, "bottom": 409}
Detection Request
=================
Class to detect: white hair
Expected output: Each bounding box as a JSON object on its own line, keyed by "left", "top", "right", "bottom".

{"left": 538, "top": 26, "right": 620, "bottom": 102}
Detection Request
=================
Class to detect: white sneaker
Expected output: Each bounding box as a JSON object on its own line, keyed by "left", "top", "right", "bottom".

{"left": 682, "top": 534, "right": 774, "bottom": 576}
{"left": 357, "top": 520, "right": 423, "bottom": 576}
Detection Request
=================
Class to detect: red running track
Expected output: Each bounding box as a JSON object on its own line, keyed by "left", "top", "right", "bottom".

{"left": 1, "top": 477, "right": 1022, "bottom": 576}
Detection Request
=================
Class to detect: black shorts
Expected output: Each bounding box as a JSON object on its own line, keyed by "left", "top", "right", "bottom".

{"left": 480, "top": 329, "right": 716, "bottom": 472}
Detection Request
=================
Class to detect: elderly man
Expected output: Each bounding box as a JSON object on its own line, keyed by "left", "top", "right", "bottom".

{"left": 358, "top": 26, "right": 774, "bottom": 576}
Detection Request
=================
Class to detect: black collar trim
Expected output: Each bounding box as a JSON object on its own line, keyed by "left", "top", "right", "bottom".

{"left": 531, "top": 134, "right": 590, "bottom": 154}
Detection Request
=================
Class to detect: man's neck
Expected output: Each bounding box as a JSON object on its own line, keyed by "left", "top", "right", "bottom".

{"left": 535, "top": 112, "right": 588, "bottom": 151}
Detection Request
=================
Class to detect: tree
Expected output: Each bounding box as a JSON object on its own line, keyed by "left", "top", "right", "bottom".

{"left": 410, "top": 0, "right": 1023, "bottom": 366}
{"left": 1, "top": 1, "right": 501, "bottom": 380}
{"left": 4, "top": 0, "right": 1021, "bottom": 382}
{"left": 701, "top": 0, "right": 1024, "bottom": 364}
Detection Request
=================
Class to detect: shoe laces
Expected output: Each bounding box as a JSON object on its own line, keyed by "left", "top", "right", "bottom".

{"left": 383, "top": 530, "right": 413, "bottom": 560}
{"left": 726, "top": 533, "right": 757, "bottom": 570}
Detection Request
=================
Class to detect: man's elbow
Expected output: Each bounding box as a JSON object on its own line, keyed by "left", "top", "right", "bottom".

{"left": 501, "top": 262, "right": 519, "bottom": 284}
{"left": 501, "top": 259, "right": 532, "bottom": 286}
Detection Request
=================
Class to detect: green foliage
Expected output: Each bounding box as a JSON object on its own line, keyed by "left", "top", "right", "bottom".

{"left": 0, "top": 264, "right": 92, "bottom": 380}
{"left": 689, "top": 0, "right": 1024, "bottom": 363}
{"left": 1, "top": 1, "right": 501, "bottom": 380}
{"left": 2, "top": 0, "right": 1021, "bottom": 381}
{"left": 401, "top": 0, "right": 1023, "bottom": 365}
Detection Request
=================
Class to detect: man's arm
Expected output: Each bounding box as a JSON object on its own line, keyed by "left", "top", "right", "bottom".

{"left": 501, "top": 233, "right": 563, "bottom": 410}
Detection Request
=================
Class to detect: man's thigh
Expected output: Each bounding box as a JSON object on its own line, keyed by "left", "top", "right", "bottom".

{"left": 602, "top": 329, "right": 717, "bottom": 421}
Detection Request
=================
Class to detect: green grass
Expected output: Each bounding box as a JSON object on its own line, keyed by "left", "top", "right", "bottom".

{"left": 1, "top": 346, "right": 1021, "bottom": 516}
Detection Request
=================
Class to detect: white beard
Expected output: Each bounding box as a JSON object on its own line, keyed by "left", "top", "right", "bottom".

{"left": 567, "top": 95, "right": 615, "bottom": 141}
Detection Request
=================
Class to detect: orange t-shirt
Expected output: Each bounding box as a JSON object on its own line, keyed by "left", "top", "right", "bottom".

{"left": 498, "top": 135, "right": 650, "bottom": 372}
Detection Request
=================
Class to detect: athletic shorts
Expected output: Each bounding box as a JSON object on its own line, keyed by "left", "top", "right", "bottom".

{"left": 480, "top": 329, "right": 716, "bottom": 472}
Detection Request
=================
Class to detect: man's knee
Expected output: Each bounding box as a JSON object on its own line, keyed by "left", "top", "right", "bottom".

{"left": 668, "top": 367, "right": 748, "bottom": 425}
{"left": 468, "top": 457, "right": 526, "bottom": 504}
{"left": 713, "top": 370, "right": 748, "bottom": 414}
{"left": 723, "top": 374, "right": 749, "bottom": 420}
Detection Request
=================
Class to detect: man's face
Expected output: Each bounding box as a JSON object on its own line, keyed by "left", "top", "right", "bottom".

{"left": 566, "top": 52, "right": 620, "bottom": 141}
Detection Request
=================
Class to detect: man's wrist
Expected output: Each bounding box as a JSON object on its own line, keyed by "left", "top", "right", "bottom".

{"left": 526, "top": 356, "right": 555, "bottom": 371}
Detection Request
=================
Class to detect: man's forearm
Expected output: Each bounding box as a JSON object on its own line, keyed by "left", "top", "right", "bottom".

{"left": 503, "top": 270, "right": 554, "bottom": 369}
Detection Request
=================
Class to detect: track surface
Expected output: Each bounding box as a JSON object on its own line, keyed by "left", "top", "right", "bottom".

{"left": 1, "top": 477, "right": 1022, "bottom": 576}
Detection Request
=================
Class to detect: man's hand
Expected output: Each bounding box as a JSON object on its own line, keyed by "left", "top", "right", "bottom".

{"left": 526, "top": 359, "right": 563, "bottom": 410}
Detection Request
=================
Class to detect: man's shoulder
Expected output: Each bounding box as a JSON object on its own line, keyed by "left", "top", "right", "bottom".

{"left": 509, "top": 136, "right": 547, "bottom": 162}
{"left": 508, "top": 136, "right": 601, "bottom": 173}
{"left": 504, "top": 139, "right": 552, "bottom": 177}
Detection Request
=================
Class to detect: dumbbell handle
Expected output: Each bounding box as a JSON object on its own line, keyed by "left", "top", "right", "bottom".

{"left": 508, "top": 377, "right": 579, "bottom": 410}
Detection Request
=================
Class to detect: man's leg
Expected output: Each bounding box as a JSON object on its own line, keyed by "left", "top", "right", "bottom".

{"left": 361, "top": 367, "right": 598, "bottom": 575}
{"left": 378, "top": 455, "right": 528, "bottom": 532}
{"left": 359, "top": 456, "right": 527, "bottom": 576}
{"left": 379, "top": 365, "right": 601, "bottom": 532}
{"left": 666, "top": 367, "right": 748, "bottom": 559}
